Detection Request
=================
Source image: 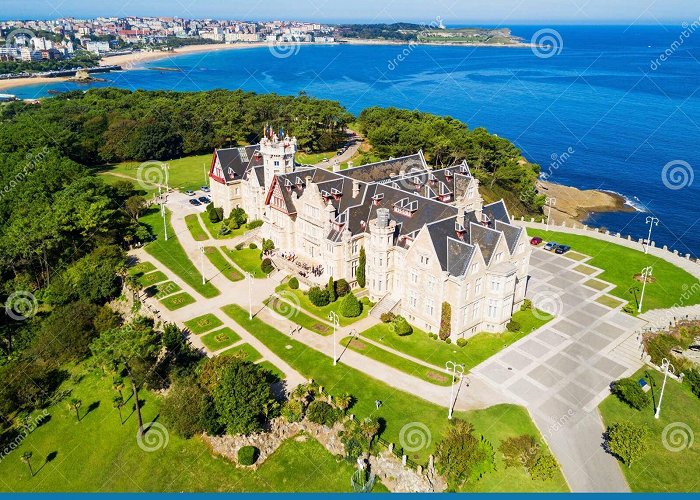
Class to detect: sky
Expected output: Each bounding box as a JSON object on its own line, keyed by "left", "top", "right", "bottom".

{"left": 1, "top": 0, "right": 697, "bottom": 24}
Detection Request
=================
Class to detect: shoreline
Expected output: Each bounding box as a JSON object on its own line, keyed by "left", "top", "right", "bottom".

{"left": 340, "top": 38, "right": 535, "bottom": 48}
{"left": 537, "top": 180, "right": 637, "bottom": 225}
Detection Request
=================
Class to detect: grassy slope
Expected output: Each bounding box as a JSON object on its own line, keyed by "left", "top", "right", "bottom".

{"left": 265, "top": 296, "right": 333, "bottom": 336}
{"left": 528, "top": 229, "right": 700, "bottom": 312}
{"left": 222, "top": 247, "right": 268, "bottom": 278}
{"left": 221, "top": 303, "right": 568, "bottom": 492}
{"left": 598, "top": 368, "right": 700, "bottom": 492}
{"left": 276, "top": 283, "right": 370, "bottom": 327}
{"left": 140, "top": 208, "right": 220, "bottom": 298}
{"left": 199, "top": 214, "right": 249, "bottom": 240}
{"left": 184, "top": 214, "right": 209, "bottom": 241}
{"left": 0, "top": 368, "right": 376, "bottom": 493}
{"left": 97, "top": 154, "right": 212, "bottom": 193}
{"left": 203, "top": 247, "right": 243, "bottom": 282}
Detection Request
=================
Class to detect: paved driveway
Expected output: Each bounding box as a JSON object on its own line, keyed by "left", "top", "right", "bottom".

{"left": 471, "top": 248, "right": 646, "bottom": 492}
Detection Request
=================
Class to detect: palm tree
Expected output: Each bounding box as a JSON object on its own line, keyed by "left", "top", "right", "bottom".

{"left": 359, "top": 417, "right": 381, "bottom": 460}
{"left": 21, "top": 451, "right": 33, "bottom": 477}
{"left": 68, "top": 398, "right": 82, "bottom": 422}
{"left": 335, "top": 393, "right": 352, "bottom": 413}
{"left": 113, "top": 378, "right": 125, "bottom": 399}
{"left": 113, "top": 395, "right": 125, "bottom": 425}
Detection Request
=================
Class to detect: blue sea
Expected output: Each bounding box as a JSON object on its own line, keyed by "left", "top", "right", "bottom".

{"left": 7, "top": 25, "right": 700, "bottom": 255}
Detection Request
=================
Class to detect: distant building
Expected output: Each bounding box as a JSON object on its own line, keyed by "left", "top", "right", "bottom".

{"left": 20, "top": 47, "right": 42, "bottom": 61}
{"left": 86, "top": 41, "right": 110, "bottom": 54}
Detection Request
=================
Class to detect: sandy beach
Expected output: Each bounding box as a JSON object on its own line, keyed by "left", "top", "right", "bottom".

{"left": 537, "top": 180, "right": 636, "bottom": 225}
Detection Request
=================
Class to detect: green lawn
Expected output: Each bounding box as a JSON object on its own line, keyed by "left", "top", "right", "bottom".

{"left": 204, "top": 247, "right": 243, "bottom": 282}
{"left": 341, "top": 336, "right": 451, "bottom": 386}
{"left": 222, "top": 247, "right": 269, "bottom": 278}
{"left": 184, "top": 214, "right": 209, "bottom": 241}
{"left": 199, "top": 213, "right": 249, "bottom": 240}
{"left": 96, "top": 153, "right": 212, "bottom": 193}
{"left": 528, "top": 229, "right": 700, "bottom": 312}
{"left": 0, "top": 367, "right": 383, "bottom": 492}
{"left": 137, "top": 270, "right": 168, "bottom": 287}
{"left": 140, "top": 208, "right": 220, "bottom": 298}
{"left": 275, "top": 283, "right": 371, "bottom": 327}
{"left": 220, "top": 301, "right": 567, "bottom": 493}
{"left": 265, "top": 296, "right": 333, "bottom": 336}
{"left": 220, "top": 342, "right": 262, "bottom": 362}
{"left": 159, "top": 292, "right": 196, "bottom": 311}
{"left": 127, "top": 260, "right": 156, "bottom": 276}
{"left": 144, "top": 281, "right": 182, "bottom": 299}
{"left": 257, "top": 361, "right": 285, "bottom": 381}
{"left": 200, "top": 327, "right": 241, "bottom": 351}
{"left": 184, "top": 313, "right": 224, "bottom": 335}
{"left": 360, "top": 309, "right": 552, "bottom": 372}
{"left": 296, "top": 151, "right": 335, "bottom": 165}
{"left": 599, "top": 368, "right": 700, "bottom": 492}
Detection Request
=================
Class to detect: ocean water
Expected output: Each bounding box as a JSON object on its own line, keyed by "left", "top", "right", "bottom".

{"left": 7, "top": 25, "right": 700, "bottom": 255}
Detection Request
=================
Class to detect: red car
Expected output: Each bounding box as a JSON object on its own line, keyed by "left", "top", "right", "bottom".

{"left": 530, "top": 237, "right": 543, "bottom": 246}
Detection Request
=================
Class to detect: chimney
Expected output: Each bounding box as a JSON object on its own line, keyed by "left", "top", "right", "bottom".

{"left": 332, "top": 159, "right": 340, "bottom": 173}
{"left": 305, "top": 175, "right": 312, "bottom": 186}
{"left": 399, "top": 168, "right": 406, "bottom": 177}
{"left": 457, "top": 206, "right": 465, "bottom": 227}
{"left": 352, "top": 179, "right": 360, "bottom": 198}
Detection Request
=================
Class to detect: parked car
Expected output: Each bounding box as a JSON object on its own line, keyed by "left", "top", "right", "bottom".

{"left": 201, "top": 186, "right": 210, "bottom": 193}
{"left": 543, "top": 241, "right": 558, "bottom": 251}
{"left": 555, "top": 244, "right": 571, "bottom": 254}
{"left": 198, "top": 196, "right": 210, "bottom": 204}
{"left": 189, "top": 199, "right": 201, "bottom": 206}
{"left": 185, "top": 190, "right": 196, "bottom": 196}
{"left": 530, "top": 237, "right": 543, "bottom": 246}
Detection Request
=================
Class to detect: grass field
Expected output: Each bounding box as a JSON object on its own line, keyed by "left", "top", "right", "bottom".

{"left": 257, "top": 361, "right": 285, "bottom": 381}
{"left": 96, "top": 153, "right": 211, "bottom": 193}
{"left": 222, "top": 247, "right": 269, "bottom": 278}
{"left": 200, "top": 327, "right": 241, "bottom": 352}
{"left": 144, "top": 281, "right": 182, "bottom": 300}
{"left": 204, "top": 247, "right": 243, "bottom": 282}
{"left": 184, "top": 214, "right": 209, "bottom": 241}
{"left": 140, "top": 208, "right": 220, "bottom": 298}
{"left": 599, "top": 368, "right": 700, "bottom": 492}
{"left": 296, "top": 151, "right": 335, "bottom": 165}
{"left": 220, "top": 342, "right": 262, "bottom": 362}
{"left": 220, "top": 302, "right": 568, "bottom": 493}
{"left": 360, "top": 309, "right": 552, "bottom": 372}
{"left": 199, "top": 213, "right": 249, "bottom": 240}
{"left": 528, "top": 229, "right": 700, "bottom": 312}
{"left": 341, "top": 336, "right": 452, "bottom": 386}
{"left": 184, "top": 313, "right": 223, "bottom": 335}
{"left": 275, "top": 283, "right": 371, "bottom": 327}
{"left": 159, "top": 292, "right": 196, "bottom": 311}
{"left": 0, "top": 367, "right": 383, "bottom": 492}
{"left": 265, "top": 296, "right": 333, "bottom": 336}
{"left": 137, "top": 270, "right": 168, "bottom": 287}
{"left": 128, "top": 261, "right": 156, "bottom": 276}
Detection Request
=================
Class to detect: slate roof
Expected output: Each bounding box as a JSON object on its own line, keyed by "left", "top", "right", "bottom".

{"left": 212, "top": 145, "right": 264, "bottom": 183}
{"left": 337, "top": 153, "right": 428, "bottom": 183}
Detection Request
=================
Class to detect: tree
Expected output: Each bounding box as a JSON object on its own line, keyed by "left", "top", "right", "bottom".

{"left": 261, "top": 258, "right": 274, "bottom": 274}
{"left": 112, "top": 378, "right": 125, "bottom": 398}
{"left": 335, "top": 393, "right": 353, "bottom": 413}
{"left": 335, "top": 279, "right": 350, "bottom": 297}
{"left": 21, "top": 451, "right": 33, "bottom": 477}
{"left": 605, "top": 421, "right": 650, "bottom": 468}
{"left": 357, "top": 247, "right": 366, "bottom": 288}
{"left": 435, "top": 420, "right": 495, "bottom": 487}
{"left": 161, "top": 378, "right": 211, "bottom": 438}
{"left": 212, "top": 359, "right": 273, "bottom": 435}
{"left": 359, "top": 417, "right": 381, "bottom": 460}
{"left": 340, "top": 293, "right": 362, "bottom": 318}
{"left": 391, "top": 315, "right": 413, "bottom": 336}
{"left": 499, "top": 435, "right": 539, "bottom": 470}
{"left": 68, "top": 398, "right": 82, "bottom": 422}
{"left": 33, "top": 302, "right": 99, "bottom": 363}
{"left": 308, "top": 287, "right": 330, "bottom": 307}
{"left": 439, "top": 302, "right": 452, "bottom": 341}
{"left": 288, "top": 277, "right": 299, "bottom": 290}
{"left": 306, "top": 400, "right": 342, "bottom": 427}
{"left": 610, "top": 378, "right": 651, "bottom": 410}
{"left": 327, "top": 276, "right": 336, "bottom": 302}
{"left": 90, "top": 320, "right": 160, "bottom": 436}
{"left": 113, "top": 395, "right": 125, "bottom": 425}
{"left": 124, "top": 195, "right": 147, "bottom": 221}
{"left": 530, "top": 453, "right": 559, "bottom": 481}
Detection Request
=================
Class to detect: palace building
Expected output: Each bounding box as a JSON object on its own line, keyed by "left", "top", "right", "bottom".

{"left": 209, "top": 132, "right": 530, "bottom": 339}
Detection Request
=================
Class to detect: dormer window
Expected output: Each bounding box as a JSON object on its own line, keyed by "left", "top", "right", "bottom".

{"left": 393, "top": 198, "right": 418, "bottom": 217}
{"left": 321, "top": 189, "right": 331, "bottom": 201}
{"left": 455, "top": 221, "right": 466, "bottom": 239}
{"left": 284, "top": 179, "right": 293, "bottom": 192}
{"left": 445, "top": 170, "right": 453, "bottom": 179}
{"left": 428, "top": 173, "right": 437, "bottom": 184}
{"left": 295, "top": 176, "right": 304, "bottom": 187}
{"left": 460, "top": 164, "right": 469, "bottom": 174}
{"left": 371, "top": 193, "right": 384, "bottom": 206}
{"left": 331, "top": 187, "right": 342, "bottom": 200}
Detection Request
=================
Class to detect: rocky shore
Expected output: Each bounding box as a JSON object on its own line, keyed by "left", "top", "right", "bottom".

{"left": 538, "top": 180, "right": 636, "bottom": 225}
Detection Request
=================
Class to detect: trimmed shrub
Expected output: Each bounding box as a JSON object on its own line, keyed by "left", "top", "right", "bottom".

{"left": 520, "top": 299, "right": 532, "bottom": 311}
{"left": 686, "top": 369, "right": 700, "bottom": 398}
{"left": 439, "top": 302, "right": 452, "bottom": 341}
{"left": 506, "top": 320, "right": 521, "bottom": 332}
{"left": 208, "top": 207, "right": 221, "bottom": 223}
{"left": 288, "top": 277, "right": 299, "bottom": 290}
{"left": 380, "top": 312, "right": 396, "bottom": 324}
{"left": 340, "top": 293, "right": 362, "bottom": 318}
{"left": 611, "top": 378, "right": 651, "bottom": 410}
{"left": 445, "top": 338, "right": 452, "bottom": 344}
{"left": 308, "top": 287, "right": 330, "bottom": 307}
{"left": 335, "top": 279, "right": 350, "bottom": 297}
{"left": 327, "top": 276, "right": 336, "bottom": 302}
{"left": 357, "top": 247, "right": 366, "bottom": 288}
{"left": 237, "top": 445, "right": 259, "bottom": 466}
{"left": 261, "top": 258, "right": 274, "bottom": 274}
{"left": 530, "top": 454, "right": 558, "bottom": 480}
{"left": 306, "top": 400, "right": 341, "bottom": 427}
{"left": 249, "top": 242, "right": 258, "bottom": 250}
{"left": 456, "top": 338, "right": 468, "bottom": 348}
{"left": 391, "top": 315, "right": 413, "bottom": 336}
{"left": 235, "top": 242, "right": 245, "bottom": 250}
{"left": 281, "top": 399, "right": 304, "bottom": 423}
{"left": 247, "top": 219, "right": 263, "bottom": 229}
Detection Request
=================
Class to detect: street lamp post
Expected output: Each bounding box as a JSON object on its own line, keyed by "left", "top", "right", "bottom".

{"left": 644, "top": 216, "right": 659, "bottom": 254}
{"left": 328, "top": 311, "right": 339, "bottom": 366}
{"left": 198, "top": 243, "right": 206, "bottom": 285}
{"left": 246, "top": 272, "right": 254, "bottom": 320}
{"left": 161, "top": 192, "right": 168, "bottom": 241}
{"left": 655, "top": 358, "right": 675, "bottom": 419}
{"left": 546, "top": 197, "right": 557, "bottom": 230}
{"left": 445, "top": 361, "right": 465, "bottom": 419}
{"left": 638, "top": 266, "right": 653, "bottom": 313}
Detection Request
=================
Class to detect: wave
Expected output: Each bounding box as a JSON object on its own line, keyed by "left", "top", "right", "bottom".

{"left": 601, "top": 190, "right": 648, "bottom": 212}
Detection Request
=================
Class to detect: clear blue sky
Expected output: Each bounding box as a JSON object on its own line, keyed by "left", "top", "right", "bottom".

{"left": 2, "top": 0, "right": 696, "bottom": 24}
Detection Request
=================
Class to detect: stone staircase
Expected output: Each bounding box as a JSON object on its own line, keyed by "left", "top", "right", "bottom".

{"left": 370, "top": 294, "right": 400, "bottom": 319}
{"left": 608, "top": 331, "right": 647, "bottom": 373}
{"left": 639, "top": 305, "right": 700, "bottom": 330}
